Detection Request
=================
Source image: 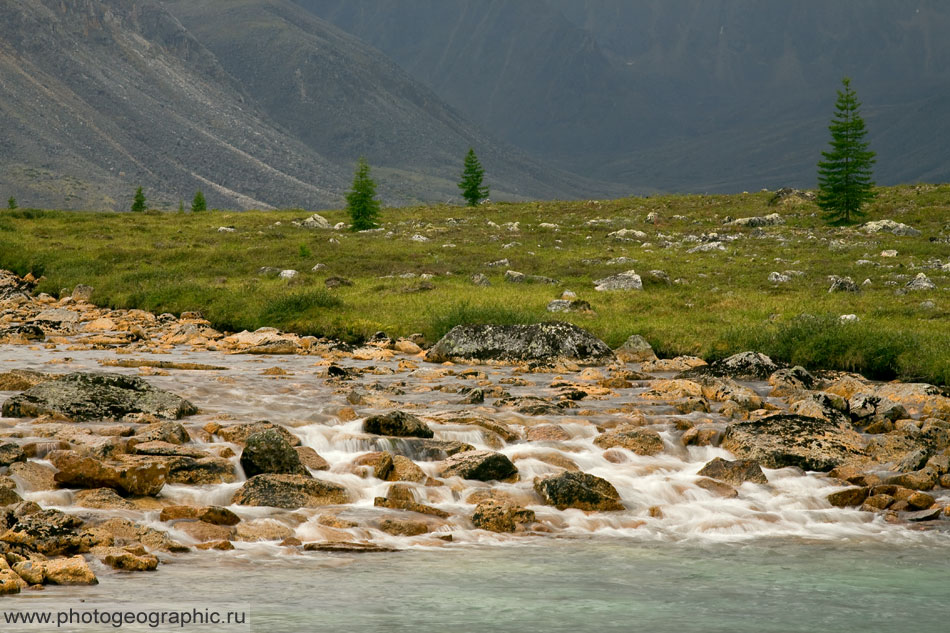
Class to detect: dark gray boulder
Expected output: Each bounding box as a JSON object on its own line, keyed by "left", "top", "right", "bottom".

{"left": 425, "top": 322, "right": 615, "bottom": 365}
{"left": 678, "top": 351, "right": 779, "bottom": 381}
{"left": 439, "top": 450, "right": 518, "bottom": 482}
{"left": 533, "top": 471, "right": 624, "bottom": 511}
{"left": 362, "top": 410, "right": 433, "bottom": 438}
{"left": 722, "top": 414, "right": 866, "bottom": 472}
{"left": 1, "top": 373, "right": 197, "bottom": 421}
{"left": 240, "top": 430, "right": 309, "bottom": 478}
{"left": 697, "top": 457, "right": 768, "bottom": 486}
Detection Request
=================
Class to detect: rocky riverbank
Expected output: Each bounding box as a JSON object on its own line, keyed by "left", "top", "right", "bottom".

{"left": 1, "top": 269, "right": 948, "bottom": 594}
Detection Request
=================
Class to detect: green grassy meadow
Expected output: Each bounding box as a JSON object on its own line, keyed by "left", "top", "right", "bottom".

{"left": 2, "top": 185, "right": 948, "bottom": 384}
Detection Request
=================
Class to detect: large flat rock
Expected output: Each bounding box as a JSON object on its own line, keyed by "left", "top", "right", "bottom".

{"left": 425, "top": 322, "right": 615, "bottom": 366}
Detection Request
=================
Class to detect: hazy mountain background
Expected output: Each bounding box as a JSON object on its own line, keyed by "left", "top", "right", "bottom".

{"left": 2, "top": 0, "right": 948, "bottom": 209}
{"left": 297, "top": 0, "right": 950, "bottom": 192}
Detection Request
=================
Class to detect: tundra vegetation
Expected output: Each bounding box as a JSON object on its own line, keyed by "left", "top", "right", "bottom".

{"left": 1, "top": 185, "right": 947, "bottom": 384}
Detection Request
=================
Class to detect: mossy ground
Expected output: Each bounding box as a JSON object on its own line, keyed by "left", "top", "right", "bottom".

{"left": 2, "top": 185, "right": 948, "bottom": 384}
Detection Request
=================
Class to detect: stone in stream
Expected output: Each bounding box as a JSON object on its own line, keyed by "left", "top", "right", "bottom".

{"left": 214, "top": 421, "right": 301, "bottom": 446}
{"left": 425, "top": 322, "right": 616, "bottom": 366}
{"left": 471, "top": 500, "right": 536, "bottom": 533}
{"left": 826, "top": 487, "right": 870, "bottom": 507}
{"left": 440, "top": 450, "right": 518, "bottom": 482}
{"left": 677, "top": 351, "right": 780, "bottom": 381}
{"left": 0, "top": 369, "right": 52, "bottom": 391}
{"left": 0, "top": 442, "right": 26, "bottom": 467}
{"left": 533, "top": 471, "right": 624, "bottom": 512}
{"left": 38, "top": 556, "right": 98, "bottom": 585}
{"left": 239, "top": 429, "right": 310, "bottom": 478}
{"left": 131, "top": 421, "right": 190, "bottom": 445}
{"left": 697, "top": 457, "right": 768, "bottom": 486}
{"left": 231, "top": 474, "right": 349, "bottom": 509}
{"left": 722, "top": 415, "right": 866, "bottom": 472}
{"left": 1, "top": 373, "right": 197, "bottom": 421}
{"left": 362, "top": 410, "right": 434, "bottom": 439}
{"left": 364, "top": 438, "right": 475, "bottom": 462}
{"left": 593, "top": 429, "right": 664, "bottom": 456}
{"left": 48, "top": 450, "right": 169, "bottom": 496}
{"left": 0, "top": 507, "right": 85, "bottom": 555}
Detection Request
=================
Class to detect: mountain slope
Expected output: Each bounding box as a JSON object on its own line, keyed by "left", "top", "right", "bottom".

{"left": 162, "top": 0, "right": 625, "bottom": 205}
{"left": 297, "top": 0, "right": 950, "bottom": 192}
{"left": 0, "top": 0, "right": 347, "bottom": 210}
{"left": 0, "top": 0, "right": 621, "bottom": 211}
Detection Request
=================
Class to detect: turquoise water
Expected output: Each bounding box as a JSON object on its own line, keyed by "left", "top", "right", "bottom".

{"left": 6, "top": 537, "right": 949, "bottom": 633}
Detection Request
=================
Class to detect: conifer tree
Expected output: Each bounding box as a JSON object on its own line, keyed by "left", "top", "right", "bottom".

{"left": 458, "top": 148, "right": 489, "bottom": 206}
{"left": 7, "top": 197, "right": 16, "bottom": 210}
{"left": 131, "top": 187, "right": 147, "bottom": 213}
{"left": 817, "top": 78, "right": 876, "bottom": 225}
{"left": 346, "top": 157, "right": 380, "bottom": 231}
{"left": 192, "top": 190, "right": 207, "bottom": 212}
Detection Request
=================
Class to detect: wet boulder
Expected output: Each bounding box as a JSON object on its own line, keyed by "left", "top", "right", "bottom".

{"left": 471, "top": 500, "right": 536, "bottom": 533}
{"left": 48, "top": 450, "right": 168, "bottom": 496}
{"left": 425, "top": 322, "right": 616, "bottom": 366}
{"left": 439, "top": 450, "right": 518, "bottom": 482}
{"left": 826, "top": 487, "right": 870, "bottom": 508}
{"left": 0, "top": 442, "right": 26, "bottom": 467}
{"left": 1, "top": 373, "right": 197, "bottom": 421}
{"left": 533, "top": 471, "right": 624, "bottom": 511}
{"left": 593, "top": 428, "right": 664, "bottom": 456}
{"left": 678, "top": 351, "right": 779, "bottom": 381}
{"left": 41, "top": 556, "right": 98, "bottom": 585}
{"left": 231, "top": 474, "right": 349, "bottom": 509}
{"left": 722, "top": 415, "right": 866, "bottom": 471}
{"left": 215, "top": 421, "right": 300, "bottom": 446}
{"left": 697, "top": 457, "right": 768, "bottom": 486}
{"left": 239, "top": 430, "right": 309, "bottom": 478}
{"left": 362, "top": 410, "right": 433, "bottom": 439}
{"left": 0, "top": 507, "right": 85, "bottom": 555}
{"left": 614, "top": 334, "right": 658, "bottom": 363}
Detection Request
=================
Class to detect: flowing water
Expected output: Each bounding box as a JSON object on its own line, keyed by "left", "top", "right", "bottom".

{"left": 1, "top": 343, "right": 949, "bottom": 631}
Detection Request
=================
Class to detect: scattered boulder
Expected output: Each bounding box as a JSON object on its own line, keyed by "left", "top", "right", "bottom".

{"left": 593, "top": 429, "right": 664, "bottom": 456}
{"left": 678, "top": 351, "right": 779, "bottom": 381}
{"left": 49, "top": 451, "right": 168, "bottom": 496}
{"left": 0, "top": 369, "right": 52, "bottom": 391}
{"left": 904, "top": 273, "right": 936, "bottom": 292}
{"left": 0, "top": 442, "right": 26, "bottom": 467}
{"left": 861, "top": 219, "right": 921, "bottom": 237}
{"left": 301, "top": 213, "right": 331, "bottom": 229}
{"left": 726, "top": 213, "right": 784, "bottom": 227}
{"left": 439, "top": 450, "right": 518, "bottom": 482}
{"left": 215, "top": 421, "right": 300, "bottom": 446}
{"left": 240, "top": 430, "right": 309, "bottom": 478}
{"left": 2, "top": 373, "right": 197, "bottom": 421}
{"left": 425, "top": 322, "right": 616, "bottom": 366}
{"left": 231, "top": 474, "right": 349, "bottom": 509}
{"left": 722, "top": 415, "right": 866, "bottom": 471}
{"left": 471, "top": 500, "right": 535, "bottom": 533}
{"left": 828, "top": 276, "right": 859, "bottom": 293}
{"left": 593, "top": 270, "right": 642, "bottom": 291}
{"left": 533, "top": 471, "right": 624, "bottom": 511}
{"left": 615, "top": 335, "right": 657, "bottom": 363}
{"left": 362, "top": 410, "right": 433, "bottom": 438}
{"left": 41, "top": 555, "right": 98, "bottom": 585}
{"left": 697, "top": 457, "right": 768, "bottom": 485}
{"left": 0, "top": 508, "right": 85, "bottom": 555}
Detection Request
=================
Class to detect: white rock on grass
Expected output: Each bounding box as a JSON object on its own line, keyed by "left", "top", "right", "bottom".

{"left": 279, "top": 270, "right": 298, "bottom": 280}
{"left": 839, "top": 314, "right": 860, "bottom": 324}
{"left": 905, "top": 273, "right": 936, "bottom": 291}
{"left": 607, "top": 228, "right": 648, "bottom": 240}
{"left": 768, "top": 272, "right": 791, "bottom": 284}
{"left": 862, "top": 220, "right": 921, "bottom": 237}
{"left": 594, "top": 270, "right": 642, "bottom": 291}
{"left": 301, "top": 214, "right": 331, "bottom": 229}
